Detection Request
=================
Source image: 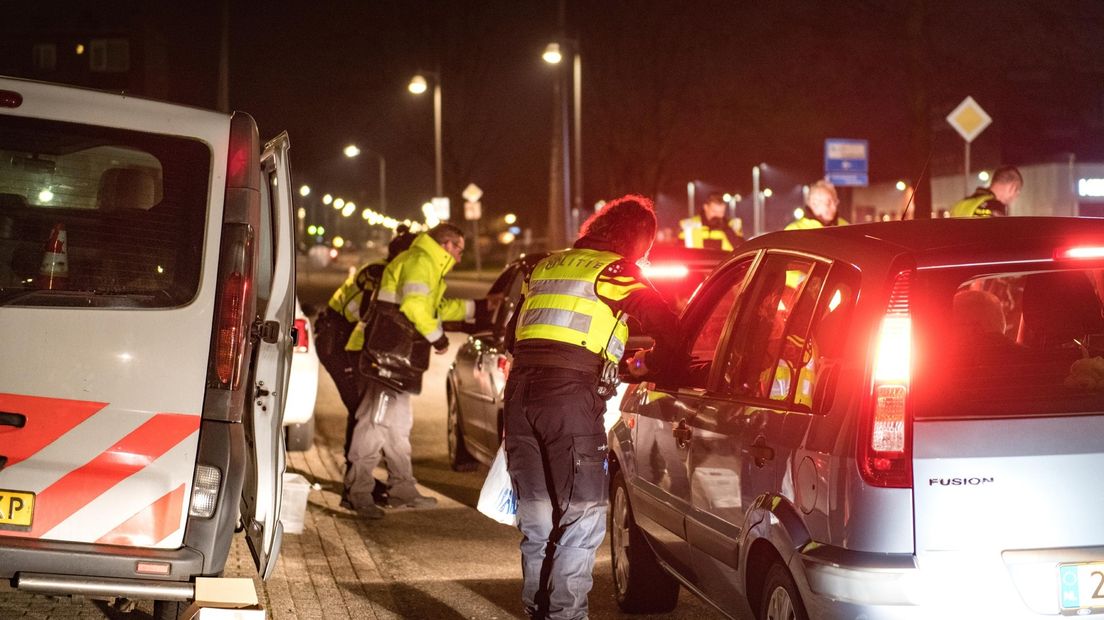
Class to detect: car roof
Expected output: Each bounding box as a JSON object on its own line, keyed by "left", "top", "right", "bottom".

{"left": 743, "top": 217, "right": 1104, "bottom": 269}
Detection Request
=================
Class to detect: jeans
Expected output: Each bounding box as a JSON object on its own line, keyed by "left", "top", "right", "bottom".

{"left": 504, "top": 367, "right": 609, "bottom": 620}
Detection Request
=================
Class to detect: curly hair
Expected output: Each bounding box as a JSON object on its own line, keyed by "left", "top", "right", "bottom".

{"left": 578, "top": 194, "right": 657, "bottom": 258}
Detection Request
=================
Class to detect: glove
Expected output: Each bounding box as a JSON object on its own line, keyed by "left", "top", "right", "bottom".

{"left": 432, "top": 335, "right": 450, "bottom": 355}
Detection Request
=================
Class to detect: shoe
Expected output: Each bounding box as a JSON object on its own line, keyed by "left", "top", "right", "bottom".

{"left": 388, "top": 494, "right": 437, "bottom": 509}
{"left": 372, "top": 478, "right": 390, "bottom": 506}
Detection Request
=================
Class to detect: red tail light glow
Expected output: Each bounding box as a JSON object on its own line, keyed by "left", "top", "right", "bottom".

{"left": 859, "top": 270, "right": 913, "bottom": 488}
{"left": 497, "top": 354, "right": 511, "bottom": 382}
{"left": 1056, "top": 246, "right": 1104, "bottom": 260}
{"left": 642, "top": 264, "right": 689, "bottom": 279}
{"left": 294, "top": 318, "right": 310, "bottom": 353}
{"left": 0, "top": 90, "right": 23, "bottom": 108}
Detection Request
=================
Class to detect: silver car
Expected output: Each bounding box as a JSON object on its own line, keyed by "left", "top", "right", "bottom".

{"left": 609, "top": 217, "right": 1104, "bottom": 619}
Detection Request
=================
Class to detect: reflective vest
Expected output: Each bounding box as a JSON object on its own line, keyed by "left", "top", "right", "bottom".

{"left": 515, "top": 249, "right": 634, "bottom": 363}
{"left": 679, "top": 215, "right": 741, "bottom": 251}
{"left": 784, "top": 215, "right": 849, "bottom": 231}
{"left": 950, "top": 192, "right": 1000, "bottom": 218}
{"left": 328, "top": 260, "right": 385, "bottom": 323}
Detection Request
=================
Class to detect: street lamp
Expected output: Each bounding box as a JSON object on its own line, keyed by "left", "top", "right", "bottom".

{"left": 543, "top": 39, "right": 582, "bottom": 247}
{"left": 409, "top": 71, "right": 444, "bottom": 199}
{"left": 752, "top": 163, "right": 767, "bottom": 237}
{"left": 344, "top": 143, "right": 387, "bottom": 214}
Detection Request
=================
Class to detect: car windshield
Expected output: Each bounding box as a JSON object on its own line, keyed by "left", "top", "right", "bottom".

{"left": 915, "top": 265, "right": 1104, "bottom": 418}
{"left": 0, "top": 115, "right": 210, "bottom": 308}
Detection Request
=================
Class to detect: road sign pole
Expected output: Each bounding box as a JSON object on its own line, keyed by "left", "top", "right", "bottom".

{"left": 472, "top": 218, "right": 481, "bottom": 274}
{"left": 964, "top": 141, "right": 971, "bottom": 195}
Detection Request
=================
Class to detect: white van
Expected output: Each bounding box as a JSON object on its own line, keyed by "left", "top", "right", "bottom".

{"left": 0, "top": 76, "right": 295, "bottom": 617}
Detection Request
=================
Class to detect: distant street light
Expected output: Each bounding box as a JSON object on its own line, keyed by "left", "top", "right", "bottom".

{"left": 299, "top": 184, "right": 311, "bottom": 197}
{"left": 896, "top": 180, "right": 908, "bottom": 191}
{"left": 542, "top": 42, "right": 563, "bottom": 64}
{"left": 322, "top": 193, "right": 333, "bottom": 205}
{"left": 504, "top": 213, "right": 517, "bottom": 225}
{"left": 409, "top": 72, "right": 444, "bottom": 199}
{"left": 344, "top": 144, "right": 387, "bottom": 214}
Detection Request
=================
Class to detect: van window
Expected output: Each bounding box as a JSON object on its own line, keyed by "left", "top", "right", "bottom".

{"left": 0, "top": 115, "right": 210, "bottom": 307}
{"left": 916, "top": 267, "right": 1104, "bottom": 418}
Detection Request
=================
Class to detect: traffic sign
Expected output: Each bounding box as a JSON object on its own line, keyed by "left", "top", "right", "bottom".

{"left": 464, "top": 200, "right": 482, "bottom": 221}
{"left": 824, "top": 138, "right": 869, "bottom": 187}
{"left": 946, "top": 96, "right": 991, "bottom": 143}
{"left": 462, "top": 183, "right": 483, "bottom": 203}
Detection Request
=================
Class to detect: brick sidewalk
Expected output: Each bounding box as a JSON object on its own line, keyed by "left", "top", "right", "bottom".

{"left": 0, "top": 443, "right": 438, "bottom": 620}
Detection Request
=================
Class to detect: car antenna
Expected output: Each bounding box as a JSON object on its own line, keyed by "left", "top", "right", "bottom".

{"left": 900, "top": 150, "right": 933, "bottom": 220}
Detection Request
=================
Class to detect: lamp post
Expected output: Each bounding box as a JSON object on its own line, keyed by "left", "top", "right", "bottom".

{"left": 343, "top": 144, "right": 387, "bottom": 214}
{"left": 409, "top": 72, "right": 444, "bottom": 200}
{"left": 543, "top": 39, "right": 582, "bottom": 247}
{"left": 752, "top": 163, "right": 767, "bottom": 237}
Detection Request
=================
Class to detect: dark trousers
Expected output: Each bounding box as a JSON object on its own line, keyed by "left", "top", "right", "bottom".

{"left": 504, "top": 367, "right": 609, "bottom": 620}
{"left": 314, "top": 307, "right": 361, "bottom": 462}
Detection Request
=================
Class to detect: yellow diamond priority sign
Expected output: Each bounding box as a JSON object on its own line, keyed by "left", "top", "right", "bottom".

{"left": 946, "top": 96, "right": 992, "bottom": 143}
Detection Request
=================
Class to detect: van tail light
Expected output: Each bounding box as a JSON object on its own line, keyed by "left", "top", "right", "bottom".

{"left": 210, "top": 224, "right": 255, "bottom": 390}
{"left": 859, "top": 269, "right": 913, "bottom": 488}
{"left": 294, "top": 318, "right": 310, "bottom": 353}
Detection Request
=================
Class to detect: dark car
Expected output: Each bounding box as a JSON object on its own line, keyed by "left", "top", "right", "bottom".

{"left": 608, "top": 217, "right": 1104, "bottom": 620}
{"left": 446, "top": 245, "right": 729, "bottom": 470}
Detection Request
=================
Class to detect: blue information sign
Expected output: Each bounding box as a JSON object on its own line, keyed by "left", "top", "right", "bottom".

{"left": 824, "top": 138, "right": 869, "bottom": 187}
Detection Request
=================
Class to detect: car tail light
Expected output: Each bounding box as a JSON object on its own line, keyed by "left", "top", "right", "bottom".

{"left": 294, "top": 318, "right": 310, "bottom": 353}
{"left": 1056, "top": 246, "right": 1104, "bottom": 260}
{"left": 642, "top": 264, "right": 689, "bottom": 279}
{"left": 859, "top": 269, "right": 913, "bottom": 488}
{"left": 497, "top": 354, "right": 510, "bottom": 381}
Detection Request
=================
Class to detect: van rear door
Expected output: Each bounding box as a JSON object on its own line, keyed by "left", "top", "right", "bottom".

{"left": 0, "top": 86, "right": 221, "bottom": 551}
{"left": 239, "top": 132, "right": 296, "bottom": 580}
{"left": 912, "top": 265, "right": 1104, "bottom": 615}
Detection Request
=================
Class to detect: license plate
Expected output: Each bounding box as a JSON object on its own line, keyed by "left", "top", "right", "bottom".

{"left": 1060, "top": 562, "right": 1104, "bottom": 610}
{"left": 0, "top": 489, "right": 35, "bottom": 530}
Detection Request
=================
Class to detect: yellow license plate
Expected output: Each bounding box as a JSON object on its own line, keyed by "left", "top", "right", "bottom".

{"left": 1060, "top": 562, "right": 1104, "bottom": 610}
{"left": 0, "top": 489, "right": 35, "bottom": 529}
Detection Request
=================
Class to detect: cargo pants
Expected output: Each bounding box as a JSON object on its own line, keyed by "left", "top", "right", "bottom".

{"left": 344, "top": 379, "right": 420, "bottom": 509}
{"left": 504, "top": 367, "right": 610, "bottom": 620}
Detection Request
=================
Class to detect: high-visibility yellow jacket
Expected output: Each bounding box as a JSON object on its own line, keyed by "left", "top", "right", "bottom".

{"left": 950, "top": 190, "right": 1004, "bottom": 218}
{"left": 365, "top": 232, "right": 473, "bottom": 348}
{"left": 329, "top": 260, "right": 385, "bottom": 324}
{"left": 515, "top": 248, "right": 641, "bottom": 364}
{"left": 784, "top": 215, "right": 849, "bottom": 231}
{"left": 678, "top": 215, "right": 742, "bottom": 251}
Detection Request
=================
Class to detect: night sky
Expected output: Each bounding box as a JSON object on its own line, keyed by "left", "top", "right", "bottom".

{"left": 6, "top": 1, "right": 1104, "bottom": 230}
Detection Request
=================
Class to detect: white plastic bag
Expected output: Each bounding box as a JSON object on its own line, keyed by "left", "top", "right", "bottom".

{"left": 477, "top": 444, "right": 518, "bottom": 526}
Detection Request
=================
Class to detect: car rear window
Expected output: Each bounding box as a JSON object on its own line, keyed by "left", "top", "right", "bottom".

{"left": 915, "top": 266, "right": 1104, "bottom": 418}
{"left": 0, "top": 114, "right": 210, "bottom": 308}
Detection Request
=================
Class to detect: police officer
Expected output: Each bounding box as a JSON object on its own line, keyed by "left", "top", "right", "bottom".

{"left": 315, "top": 232, "right": 415, "bottom": 465}
{"left": 344, "top": 223, "right": 499, "bottom": 518}
{"left": 950, "top": 165, "right": 1023, "bottom": 217}
{"left": 504, "top": 195, "right": 678, "bottom": 620}
{"left": 786, "top": 179, "right": 849, "bottom": 230}
{"left": 678, "top": 192, "right": 742, "bottom": 250}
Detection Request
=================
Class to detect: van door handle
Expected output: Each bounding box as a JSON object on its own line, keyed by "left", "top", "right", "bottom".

{"left": 672, "top": 420, "right": 692, "bottom": 449}
{"left": 748, "top": 435, "right": 775, "bottom": 468}
{"left": 0, "top": 412, "right": 26, "bottom": 428}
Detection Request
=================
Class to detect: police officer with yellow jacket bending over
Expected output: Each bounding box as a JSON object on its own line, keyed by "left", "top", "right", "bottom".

{"left": 503, "top": 195, "right": 678, "bottom": 620}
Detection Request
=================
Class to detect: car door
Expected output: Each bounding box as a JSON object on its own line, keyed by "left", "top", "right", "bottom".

{"left": 686, "top": 251, "right": 832, "bottom": 611}
{"left": 626, "top": 255, "right": 756, "bottom": 579}
{"left": 456, "top": 264, "right": 520, "bottom": 455}
{"left": 240, "top": 132, "right": 295, "bottom": 580}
